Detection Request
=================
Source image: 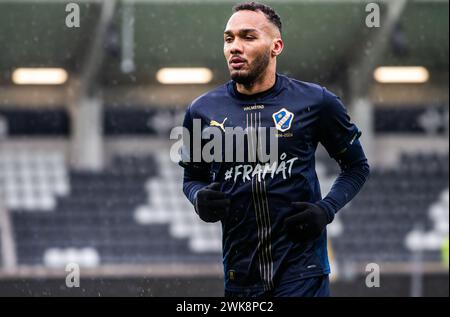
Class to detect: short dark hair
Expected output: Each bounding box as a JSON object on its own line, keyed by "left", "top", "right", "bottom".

{"left": 232, "top": 2, "right": 282, "bottom": 34}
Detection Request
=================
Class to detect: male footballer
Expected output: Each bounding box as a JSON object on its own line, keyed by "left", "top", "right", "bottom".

{"left": 180, "top": 2, "right": 370, "bottom": 297}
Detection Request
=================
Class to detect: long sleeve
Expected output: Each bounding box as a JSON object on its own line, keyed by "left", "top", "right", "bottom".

{"left": 316, "top": 87, "right": 370, "bottom": 223}
{"left": 179, "top": 105, "right": 211, "bottom": 205}
{"left": 316, "top": 139, "right": 370, "bottom": 223}
{"left": 182, "top": 164, "right": 210, "bottom": 205}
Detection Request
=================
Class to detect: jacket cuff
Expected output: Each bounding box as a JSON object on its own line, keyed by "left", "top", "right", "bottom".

{"left": 315, "top": 200, "right": 336, "bottom": 224}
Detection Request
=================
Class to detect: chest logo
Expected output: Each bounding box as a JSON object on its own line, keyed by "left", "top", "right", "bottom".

{"left": 272, "top": 108, "right": 294, "bottom": 132}
{"left": 210, "top": 117, "right": 228, "bottom": 132}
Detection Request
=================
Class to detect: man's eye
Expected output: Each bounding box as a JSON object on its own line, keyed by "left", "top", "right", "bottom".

{"left": 225, "top": 37, "right": 233, "bottom": 43}
{"left": 245, "top": 36, "right": 255, "bottom": 40}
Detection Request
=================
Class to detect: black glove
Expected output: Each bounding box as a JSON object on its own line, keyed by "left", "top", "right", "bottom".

{"left": 283, "top": 202, "right": 330, "bottom": 243}
{"left": 195, "top": 182, "right": 230, "bottom": 223}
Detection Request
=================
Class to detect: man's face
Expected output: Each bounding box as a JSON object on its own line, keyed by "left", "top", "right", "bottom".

{"left": 224, "top": 10, "right": 280, "bottom": 85}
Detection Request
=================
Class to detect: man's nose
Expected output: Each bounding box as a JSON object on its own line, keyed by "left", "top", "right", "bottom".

{"left": 229, "top": 39, "right": 244, "bottom": 54}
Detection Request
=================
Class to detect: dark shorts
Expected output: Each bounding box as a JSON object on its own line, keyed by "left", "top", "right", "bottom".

{"left": 225, "top": 275, "right": 330, "bottom": 297}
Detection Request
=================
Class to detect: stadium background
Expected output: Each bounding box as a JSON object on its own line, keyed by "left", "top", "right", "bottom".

{"left": 0, "top": 0, "right": 448, "bottom": 296}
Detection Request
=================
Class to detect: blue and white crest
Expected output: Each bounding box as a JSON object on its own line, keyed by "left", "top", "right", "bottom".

{"left": 272, "top": 108, "right": 294, "bottom": 132}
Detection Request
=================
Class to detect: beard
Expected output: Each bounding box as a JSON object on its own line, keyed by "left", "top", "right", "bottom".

{"left": 230, "top": 50, "right": 270, "bottom": 87}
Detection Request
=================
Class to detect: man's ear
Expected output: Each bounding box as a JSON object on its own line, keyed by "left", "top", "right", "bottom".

{"left": 272, "top": 38, "right": 283, "bottom": 57}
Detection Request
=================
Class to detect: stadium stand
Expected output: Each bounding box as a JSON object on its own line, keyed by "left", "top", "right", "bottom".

{"left": 332, "top": 153, "right": 449, "bottom": 263}
{"left": 0, "top": 149, "right": 69, "bottom": 211}
{"left": 405, "top": 189, "right": 449, "bottom": 253}
{"left": 0, "top": 228, "right": 2, "bottom": 267}
{"left": 2, "top": 142, "right": 447, "bottom": 267}
{"left": 0, "top": 105, "right": 447, "bottom": 137}
{"left": 134, "top": 152, "right": 222, "bottom": 253}
{"left": 9, "top": 150, "right": 221, "bottom": 266}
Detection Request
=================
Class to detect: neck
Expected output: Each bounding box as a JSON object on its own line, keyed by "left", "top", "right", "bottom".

{"left": 236, "top": 64, "right": 277, "bottom": 95}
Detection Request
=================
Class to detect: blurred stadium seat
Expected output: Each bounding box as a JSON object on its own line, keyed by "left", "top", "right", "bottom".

{"left": 1, "top": 141, "right": 447, "bottom": 268}
{"left": 332, "top": 152, "right": 449, "bottom": 263}
{"left": 9, "top": 150, "right": 222, "bottom": 266}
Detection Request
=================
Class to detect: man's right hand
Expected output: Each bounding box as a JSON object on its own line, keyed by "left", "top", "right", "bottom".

{"left": 194, "top": 182, "right": 230, "bottom": 223}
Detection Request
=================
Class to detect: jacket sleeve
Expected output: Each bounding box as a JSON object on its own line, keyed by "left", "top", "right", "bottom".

{"left": 179, "top": 106, "right": 211, "bottom": 205}
{"left": 315, "top": 88, "right": 370, "bottom": 222}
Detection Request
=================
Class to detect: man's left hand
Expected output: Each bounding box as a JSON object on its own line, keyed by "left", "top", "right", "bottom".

{"left": 283, "top": 202, "right": 330, "bottom": 243}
